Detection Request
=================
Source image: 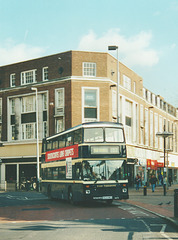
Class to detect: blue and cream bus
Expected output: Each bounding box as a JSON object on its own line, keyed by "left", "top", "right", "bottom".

{"left": 41, "top": 122, "right": 129, "bottom": 204}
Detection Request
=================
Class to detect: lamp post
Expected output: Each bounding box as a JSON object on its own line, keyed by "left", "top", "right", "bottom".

{"left": 166, "top": 148, "right": 172, "bottom": 189}
{"left": 156, "top": 127, "right": 173, "bottom": 193}
{"left": 108, "top": 45, "right": 119, "bottom": 123}
{"left": 31, "top": 87, "right": 40, "bottom": 191}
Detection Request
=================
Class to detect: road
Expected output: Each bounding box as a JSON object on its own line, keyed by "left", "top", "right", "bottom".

{"left": 0, "top": 191, "right": 177, "bottom": 240}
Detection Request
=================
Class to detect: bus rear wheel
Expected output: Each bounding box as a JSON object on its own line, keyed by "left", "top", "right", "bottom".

{"left": 47, "top": 185, "right": 52, "bottom": 199}
{"left": 68, "top": 188, "right": 74, "bottom": 205}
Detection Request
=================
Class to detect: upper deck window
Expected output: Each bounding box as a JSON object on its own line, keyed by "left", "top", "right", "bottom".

{"left": 84, "top": 128, "right": 104, "bottom": 142}
{"left": 105, "top": 128, "right": 124, "bottom": 142}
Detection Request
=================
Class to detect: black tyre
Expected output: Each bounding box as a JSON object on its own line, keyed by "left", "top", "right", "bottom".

{"left": 106, "top": 199, "right": 113, "bottom": 205}
{"left": 68, "top": 188, "right": 74, "bottom": 205}
{"left": 47, "top": 185, "right": 52, "bottom": 199}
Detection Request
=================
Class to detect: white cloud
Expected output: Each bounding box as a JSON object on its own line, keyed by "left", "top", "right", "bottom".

{"left": 78, "top": 29, "right": 159, "bottom": 67}
{"left": 0, "top": 39, "right": 45, "bottom": 66}
{"left": 170, "top": 43, "right": 176, "bottom": 49}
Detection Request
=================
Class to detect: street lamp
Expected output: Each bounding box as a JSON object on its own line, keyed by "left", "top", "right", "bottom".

{"left": 31, "top": 87, "right": 40, "bottom": 191}
{"left": 108, "top": 45, "right": 119, "bottom": 123}
{"left": 156, "top": 127, "right": 173, "bottom": 193}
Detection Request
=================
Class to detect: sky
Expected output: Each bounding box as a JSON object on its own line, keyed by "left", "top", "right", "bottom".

{"left": 0, "top": 0, "right": 178, "bottom": 108}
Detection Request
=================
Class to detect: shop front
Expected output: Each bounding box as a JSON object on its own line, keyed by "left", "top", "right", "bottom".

{"left": 0, "top": 158, "right": 38, "bottom": 191}
{"left": 147, "top": 159, "right": 158, "bottom": 185}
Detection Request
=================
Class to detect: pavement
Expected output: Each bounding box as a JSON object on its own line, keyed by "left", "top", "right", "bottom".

{"left": 122, "top": 184, "right": 178, "bottom": 228}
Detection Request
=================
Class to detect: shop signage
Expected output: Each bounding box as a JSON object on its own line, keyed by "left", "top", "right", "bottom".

{"left": 147, "top": 159, "right": 157, "bottom": 170}
{"left": 157, "top": 162, "right": 164, "bottom": 168}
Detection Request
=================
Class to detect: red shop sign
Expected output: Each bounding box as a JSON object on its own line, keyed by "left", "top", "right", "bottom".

{"left": 157, "top": 162, "right": 164, "bottom": 168}
{"left": 45, "top": 145, "right": 79, "bottom": 162}
{"left": 147, "top": 159, "right": 157, "bottom": 170}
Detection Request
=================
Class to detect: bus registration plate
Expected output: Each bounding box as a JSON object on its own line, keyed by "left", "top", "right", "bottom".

{"left": 93, "top": 196, "right": 113, "bottom": 200}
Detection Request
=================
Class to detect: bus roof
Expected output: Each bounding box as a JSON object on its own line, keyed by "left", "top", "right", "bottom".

{"left": 46, "top": 121, "right": 123, "bottom": 141}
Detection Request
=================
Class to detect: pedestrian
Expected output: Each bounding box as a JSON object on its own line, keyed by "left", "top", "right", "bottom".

{"left": 168, "top": 175, "right": 172, "bottom": 186}
{"left": 149, "top": 175, "right": 157, "bottom": 192}
{"left": 135, "top": 174, "right": 141, "bottom": 190}
{"left": 158, "top": 173, "right": 163, "bottom": 186}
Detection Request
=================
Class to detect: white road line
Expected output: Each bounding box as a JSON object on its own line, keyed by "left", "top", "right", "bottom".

{"left": 150, "top": 224, "right": 173, "bottom": 240}
{"left": 139, "top": 219, "right": 151, "bottom": 232}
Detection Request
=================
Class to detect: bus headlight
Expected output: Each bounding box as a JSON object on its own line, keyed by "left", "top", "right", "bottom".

{"left": 86, "top": 190, "right": 90, "bottom": 194}
{"left": 122, "top": 188, "right": 127, "bottom": 193}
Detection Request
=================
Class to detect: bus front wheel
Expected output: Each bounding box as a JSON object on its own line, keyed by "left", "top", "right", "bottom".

{"left": 106, "top": 199, "right": 113, "bottom": 205}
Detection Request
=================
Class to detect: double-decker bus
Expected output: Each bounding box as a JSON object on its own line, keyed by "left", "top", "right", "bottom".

{"left": 41, "top": 122, "right": 129, "bottom": 204}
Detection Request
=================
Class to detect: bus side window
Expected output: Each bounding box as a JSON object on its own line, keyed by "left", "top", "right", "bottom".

{"left": 47, "top": 141, "right": 52, "bottom": 151}
{"left": 59, "top": 135, "right": 65, "bottom": 148}
{"left": 53, "top": 167, "right": 59, "bottom": 180}
{"left": 66, "top": 133, "right": 74, "bottom": 146}
{"left": 47, "top": 168, "right": 52, "bottom": 180}
{"left": 74, "top": 129, "right": 82, "bottom": 144}
{"left": 42, "top": 168, "right": 47, "bottom": 180}
{"left": 52, "top": 140, "right": 58, "bottom": 150}
{"left": 59, "top": 166, "right": 65, "bottom": 180}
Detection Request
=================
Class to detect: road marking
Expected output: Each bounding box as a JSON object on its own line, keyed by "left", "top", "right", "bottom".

{"left": 150, "top": 224, "right": 167, "bottom": 233}
{"left": 118, "top": 206, "right": 149, "bottom": 216}
{"left": 160, "top": 232, "right": 173, "bottom": 240}
{"left": 139, "top": 219, "right": 151, "bottom": 232}
{"left": 150, "top": 224, "right": 173, "bottom": 240}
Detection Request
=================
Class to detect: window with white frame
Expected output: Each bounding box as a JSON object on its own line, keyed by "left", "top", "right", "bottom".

{"left": 150, "top": 111, "right": 153, "bottom": 147}
{"left": 0, "top": 98, "right": 2, "bottom": 123}
{"left": 22, "top": 96, "right": 36, "bottom": 113}
{"left": 174, "top": 124, "right": 177, "bottom": 152}
{"left": 83, "top": 88, "right": 99, "bottom": 122}
{"left": 11, "top": 125, "right": 16, "bottom": 140}
{"left": 125, "top": 100, "right": 132, "bottom": 143}
{"left": 43, "top": 121, "right": 48, "bottom": 138}
{"left": 140, "top": 105, "right": 144, "bottom": 145}
{"left": 10, "top": 73, "right": 16, "bottom": 87}
{"left": 43, "top": 93, "right": 47, "bottom": 110}
{"left": 147, "top": 91, "right": 151, "bottom": 102}
{"left": 152, "top": 94, "right": 155, "bottom": 105}
{"left": 145, "top": 109, "right": 148, "bottom": 146}
{"left": 11, "top": 99, "right": 15, "bottom": 115}
{"left": 55, "top": 88, "right": 64, "bottom": 116}
{"left": 140, "top": 105, "right": 144, "bottom": 127}
{"left": 42, "top": 67, "right": 48, "bottom": 81}
{"left": 123, "top": 75, "right": 131, "bottom": 91}
{"left": 0, "top": 125, "right": 2, "bottom": 141}
{"left": 143, "top": 88, "right": 146, "bottom": 99}
{"left": 133, "top": 81, "right": 136, "bottom": 93}
{"left": 21, "top": 69, "right": 37, "bottom": 85}
{"left": 56, "top": 118, "right": 64, "bottom": 133}
{"left": 83, "top": 62, "right": 96, "bottom": 77}
{"left": 22, "top": 123, "right": 36, "bottom": 140}
{"left": 157, "top": 96, "right": 160, "bottom": 108}
{"left": 112, "top": 90, "right": 116, "bottom": 119}
{"left": 154, "top": 113, "right": 158, "bottom": 148}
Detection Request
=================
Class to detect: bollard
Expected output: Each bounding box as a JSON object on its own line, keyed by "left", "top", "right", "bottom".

{"left": 143, "top": 185, "right": 147, "bottom": 196}
{"left": 174, "top": 189, "right": 178, "bottom": 218}
{"left": 163, "top": 184, "right": 166, "bottom": 196}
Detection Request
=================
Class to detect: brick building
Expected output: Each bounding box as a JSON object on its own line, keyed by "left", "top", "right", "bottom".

{"left": 0, "top": 50, "right": 177, "bottom": 190}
